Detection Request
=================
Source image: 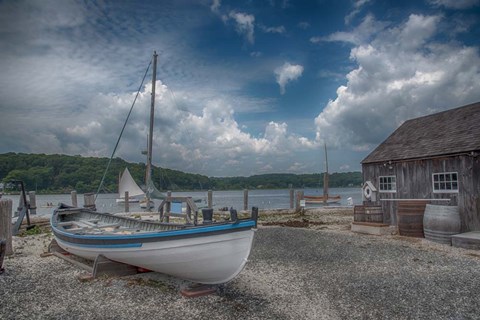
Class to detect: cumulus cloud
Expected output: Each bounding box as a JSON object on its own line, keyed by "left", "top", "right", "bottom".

{"left": 314, "top": 13, "right": 480, "bottom": 151}
{"left": 0, "top": 79, "right": 314, "bottom": 176}
{"left": 274, "top": 62, "right": 304, "bottom": 95}
{"left": 228, "top": 11, "right": 255, "bottom": 44}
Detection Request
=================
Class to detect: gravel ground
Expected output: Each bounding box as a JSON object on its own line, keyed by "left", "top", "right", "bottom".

{"left": 2, "top": 210, "right": 480, "bottom": 320}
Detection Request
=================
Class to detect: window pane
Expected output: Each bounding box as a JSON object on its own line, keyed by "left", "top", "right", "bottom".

{"left": 452, "top": 173, "right": 457, "bottom": 181}
{"left": 440, "top": 175, "right": 445, "bottom": 182}
{"left": 434, "top": 182, "right": 439, "bottom": 190}
{"left": 434, "top": 175, "right": 439, "bottom": 182}
{"left": 452, "top": 182, "right": 458, "bottom": 190}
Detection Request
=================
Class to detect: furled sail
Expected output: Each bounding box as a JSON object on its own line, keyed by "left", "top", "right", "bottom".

{"left": 118, "top": 168, "right": 145, "bottom": 199}
{"left": 146, "top": 169, "right": 166, "bottom": 200}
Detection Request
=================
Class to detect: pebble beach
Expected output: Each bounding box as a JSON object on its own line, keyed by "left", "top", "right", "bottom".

{"left": 2, "top": 208, "right": 480, "bottom": 319}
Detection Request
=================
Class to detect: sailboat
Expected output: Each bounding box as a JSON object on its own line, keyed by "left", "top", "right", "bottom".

{"left": 50, "top": 51, "right": 258, "bottom": 284}
{"left": 115, "top": 167, "right": 144, "bottom": 203}
{"left": 304, "top": 144, "right": 341, "bottom": 204}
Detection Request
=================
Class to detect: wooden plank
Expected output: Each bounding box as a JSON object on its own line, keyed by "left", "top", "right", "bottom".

{"left": 51, "top": 251, "right": 94, "bottom": 273}
{"left": 92, "top": 254, "right": 138, "bottom": 278}
{"left": 181, "top": 285, "right": 217, "bottom": 298}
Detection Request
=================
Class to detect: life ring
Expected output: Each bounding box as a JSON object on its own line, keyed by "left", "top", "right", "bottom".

{"left": 364, "top": 185, "right": 372, "bottom": 199}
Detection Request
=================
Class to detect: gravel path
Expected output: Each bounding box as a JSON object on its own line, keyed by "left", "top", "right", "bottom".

{"left": 1, "top": 226, "right": 480, "bottom": 319}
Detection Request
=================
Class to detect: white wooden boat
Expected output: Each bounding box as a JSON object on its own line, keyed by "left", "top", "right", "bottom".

{"left": 51, "top": 204, "right": 258, "bottom": 284}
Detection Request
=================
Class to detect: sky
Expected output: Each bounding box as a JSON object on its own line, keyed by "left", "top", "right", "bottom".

{"left": 0, "top": 0, "right": 479, "bottom": 177}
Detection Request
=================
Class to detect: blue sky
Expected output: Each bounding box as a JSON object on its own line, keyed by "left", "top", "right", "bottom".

{"left": 0, "top": 0, "right": 479, "bottom": 177}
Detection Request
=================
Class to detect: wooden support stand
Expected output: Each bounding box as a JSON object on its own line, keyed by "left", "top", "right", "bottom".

{"left": 180, "top": 284, "right": 217, "bottom": 298}
{"left": 47, "top": 239, "right": 140, "bottom": 279}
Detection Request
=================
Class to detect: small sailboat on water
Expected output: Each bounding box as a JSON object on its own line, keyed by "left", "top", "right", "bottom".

{"left": 304, "top": 143, "right": 341, "bottom": 204}
{"left": 51, "top": 51, "right": 258, "bottom": 284}
{"left": 115, "top": 167, "right": 144, "bottom": 204}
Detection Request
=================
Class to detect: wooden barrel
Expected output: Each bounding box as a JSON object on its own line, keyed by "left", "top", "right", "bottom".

{"left": 364, "top": 206, "right": 383, "bottom": 223}
{"left": 353, "top": 205, "right": 365, "bottom": 222}
{"left": 397, "top": 201, "right": 428, "bottom": 237}
{"left": 424, "top": 205, "right": 460, "bottom": 245}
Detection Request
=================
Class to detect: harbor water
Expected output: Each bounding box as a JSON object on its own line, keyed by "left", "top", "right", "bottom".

{"left": 2, "top": 188, "right": 362, "bottom": 217}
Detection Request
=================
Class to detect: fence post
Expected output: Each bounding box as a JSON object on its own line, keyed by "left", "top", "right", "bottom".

{"left": 0, "top": 199, "right": 13, "bottom": 256}
{"left": 71, "top": 190, "right": 78, "bottom": 207}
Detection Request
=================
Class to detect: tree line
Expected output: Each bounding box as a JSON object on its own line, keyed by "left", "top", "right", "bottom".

{"left": 0, "top": 153, "right": 362, "bottom": 194}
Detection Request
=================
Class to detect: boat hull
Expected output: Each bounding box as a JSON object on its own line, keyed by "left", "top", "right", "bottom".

{"left": 55, "top": 229, "right": 254, "bottom": 284}
{"left": 304, "top": 195, "right": 341, "bottom": 204}
{"left": 51, "top": 206, "right": 258, "bottom": 284}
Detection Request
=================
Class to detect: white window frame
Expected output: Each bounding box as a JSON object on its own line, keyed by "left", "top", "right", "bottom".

{"left": 379, "top": 175, "right": 396, "bottom": 193}
{"left": 432, "top": 172, "right": 459, "bottom": 193}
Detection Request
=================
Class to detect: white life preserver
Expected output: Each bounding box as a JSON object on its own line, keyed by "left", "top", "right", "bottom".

{"left": 364, "top": 185, "right": 372, "bottom": 199}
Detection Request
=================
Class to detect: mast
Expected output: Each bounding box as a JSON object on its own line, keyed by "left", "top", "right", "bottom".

{"left": 146, "top": 51, "right": 158, "bottom": 203}
{"left": 323, "top": 143, "right": 329, "bottom": 202}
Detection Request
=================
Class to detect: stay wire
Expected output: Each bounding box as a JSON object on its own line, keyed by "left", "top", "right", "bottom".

{"left": 95, "top": 58, "right": 153, "bottom": 200}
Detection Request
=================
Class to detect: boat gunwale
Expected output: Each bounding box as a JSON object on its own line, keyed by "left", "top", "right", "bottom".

{"left": 51, "top": 206, "right": 257, "bottom": 244}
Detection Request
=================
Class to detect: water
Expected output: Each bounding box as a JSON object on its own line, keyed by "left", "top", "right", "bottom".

{"left": 1, "top": 188, "right": 362, "bottom": 217}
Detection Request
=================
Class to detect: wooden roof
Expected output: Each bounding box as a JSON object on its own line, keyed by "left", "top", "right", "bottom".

{"left": 362, "top": 101, "right": 480, "bottom": 164}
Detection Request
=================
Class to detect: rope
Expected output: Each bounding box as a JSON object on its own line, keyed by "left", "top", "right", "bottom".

{"left": 95, "top": 58, "right": 153, "bottom": 200}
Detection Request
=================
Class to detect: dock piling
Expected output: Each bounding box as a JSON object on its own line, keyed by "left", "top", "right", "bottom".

{"left": 71, "top": 191, "right": 78, "bottom": 207}
{"left": 28, "top": 191, "right": 37, "bottom": 215}
{"left": 0, "top": 199, "right": 13, "bottom": 256}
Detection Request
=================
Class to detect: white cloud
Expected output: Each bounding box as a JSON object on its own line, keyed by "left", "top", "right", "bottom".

{"left": 274, "top": 62, "right": 304, "bottom": 95}
{"left": 315, "top": 14, "right": 480, "bottom": 151}
{"left": 428, "top": 0, "right": 480, "bottom": 9}
{"left": 260, "top": 25, "right": 286, "bottom": 34}
{"left": 345, "top": 0, "right": 371, "bottom": 25}
{"left": 318, "top": 14, "right": 389, "bottom": 45}
{"left": 210, "top": 0, "right": 221, "bottom": 13}
{"left": 228, "top": 11, "right": 255, "bottom": 44}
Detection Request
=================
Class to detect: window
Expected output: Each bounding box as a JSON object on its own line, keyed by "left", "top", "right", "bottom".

{"left": 433, "top": 172, "right": 458, "bottom": 193}
{"left": 379, "top": 176, "right": 396, "bottom": 192}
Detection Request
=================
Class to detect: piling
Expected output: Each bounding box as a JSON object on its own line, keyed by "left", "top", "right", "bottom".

{"left": 17, "top": 191, "right": 26, "bottom": 212}
{"left": 83, "top": 193, "right": 96, "bottom": 211}
{"left": 28, "top": 191, "right": 37, "bottom": 215}
{"left": 71, "top": 190, "right": 78, "bottom": 207}
{"left": 166, "top": 191, "right": 172, "bottom": 214}
{"left": 243, "top": 189, "right": 248, "bottom": 211}
{"left": 295, "top": 190, "right": 304, "bottom": 212}
{"left": 0, "top": 199, "right": 13, "bottom": 256}
{"left": 289, "top": 185, "right": 294, "bottom": 209}
{"left": 124, "top": 191, "right": 129, "bottom": 213}
{"left": 207, "top": 190, "right": 213, "bottom": 209}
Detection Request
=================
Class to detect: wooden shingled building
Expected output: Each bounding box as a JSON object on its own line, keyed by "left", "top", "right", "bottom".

{"left": 361, "top": 101, "right": 480, "bottom": 232}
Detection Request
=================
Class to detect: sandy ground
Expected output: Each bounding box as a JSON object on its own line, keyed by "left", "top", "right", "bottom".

{"left": 2, "top": 208, "right": 480, "bottom": 319}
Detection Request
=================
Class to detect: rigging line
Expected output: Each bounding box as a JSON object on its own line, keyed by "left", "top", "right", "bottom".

{"left": 95, "top": 58, "right": 153, "bottom": 200}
